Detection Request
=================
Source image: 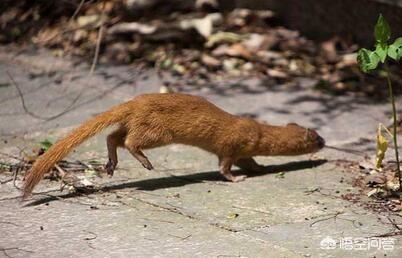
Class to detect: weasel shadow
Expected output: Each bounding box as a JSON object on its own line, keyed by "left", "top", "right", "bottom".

{"left": 126, "top": 159, "right": 327, "bottom": 191}
{"left": 24, "top": 159, "right": 327, "bottom": 206}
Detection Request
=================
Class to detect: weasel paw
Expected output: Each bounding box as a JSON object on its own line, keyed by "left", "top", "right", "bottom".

{"left": 142, "top": 160, "right": 154, "bottom": 170}
{"left": 105, "top": 159, "right": 116, "bottom": 176}
{"left": 231, "top": 175, "right": 247, "bottom": 182}
{"left": 223, "top": 174, "right": 247, "bottom": 182}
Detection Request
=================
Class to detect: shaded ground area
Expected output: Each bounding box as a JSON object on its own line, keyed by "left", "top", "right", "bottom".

{"left": 0, "top": 47, "right": 401, "bottom": 257}
{"left": 2, "top": 1, "right": 402, "bottom": 100}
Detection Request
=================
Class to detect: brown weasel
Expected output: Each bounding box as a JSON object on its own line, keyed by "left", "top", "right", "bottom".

{"left": 22, "top": 93, "right": 325, "bottom": 198}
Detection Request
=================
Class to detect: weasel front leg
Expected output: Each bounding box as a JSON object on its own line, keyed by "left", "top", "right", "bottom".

{"left": 219, "top": 157, "right": 247, "bottom": 182}
{"left": 105, "top": 128, "right": 126, "bottom": 176}
{"left": 235, "top": 158, "right": 264, "bottom": 172}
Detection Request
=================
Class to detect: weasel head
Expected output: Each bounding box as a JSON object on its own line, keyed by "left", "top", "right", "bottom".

{"left": 283, "top": 123, "right": 325, "bottom": 155}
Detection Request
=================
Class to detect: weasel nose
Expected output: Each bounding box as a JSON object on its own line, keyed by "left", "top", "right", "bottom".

{"left": 318, "top": 136, "right": 325, "bottom": 148}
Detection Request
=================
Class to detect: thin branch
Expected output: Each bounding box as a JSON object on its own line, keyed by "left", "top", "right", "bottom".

{"left": 89, "top": 25, "right": 104, "bottom": 75}
{"left": 385, "top": 63, "right": 402, "bottom": 191}
{"left": 54, "top": 164, "right": 67, "bottom": 191}
{"left": 69, "top": 0, "right": 86, "bottom": 23}
{"left": 12, "top": 166, "right": 20, "bottom": 190}
{"left": 0, "top": 221, "right": 20, "bottom": 227}
{"left": 0, "top": 178, "right": 12, "bottom": 184}
{"left": 167, "top": 233, "right": 192, "bottom": 240}
{"left": 0, "top": 247, "right": 34, "bottom": 258}
{"left": 309, "top": 212, "right": 343, "bottom": 227}
{"left": 324, "top": 145, "right": 367, "bottom": 156}
{"left": 83, "top": 230, "right": 98, "bottom": 241}
{"left": 89, "top": 2, "right": 106, "bottom": 75}
{"left": 6, "top": 71, "right": 83, "bottom": 121}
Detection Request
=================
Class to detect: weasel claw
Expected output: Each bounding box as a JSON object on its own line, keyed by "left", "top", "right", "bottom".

{"left": 142, "top": 161, "right": 154, "bottom": 170}
{"left": 105, "top": 159, "right": 116, "bottom": 176}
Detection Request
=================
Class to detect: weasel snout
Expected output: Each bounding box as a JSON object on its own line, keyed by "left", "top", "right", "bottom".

{"left": 317, "top": 135, "right": 325, "bottom": 149}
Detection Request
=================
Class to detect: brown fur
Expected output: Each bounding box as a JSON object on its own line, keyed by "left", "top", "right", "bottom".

{"left": 23, "top": 93, "right": 325, "bottom": 198}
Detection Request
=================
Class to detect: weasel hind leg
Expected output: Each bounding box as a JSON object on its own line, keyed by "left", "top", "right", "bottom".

{"left": 124, "top": 131, "right": 169, "bottom": 170}
{"left": 127, "top": 148, "right": 154, "bottom": 170}
{"left": 105, "top": 128, "right": 126, "bottom": 176}
{"left": 219, "top": 157, "right": 247, "bottom": 182}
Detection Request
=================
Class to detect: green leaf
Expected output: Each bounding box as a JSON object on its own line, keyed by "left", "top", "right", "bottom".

{"left": 357, "top": 48, "right": 380, "bottom": 73}
{"left": 226, "top": 212, "right": 239, "bottom": 219}
{"left": 392, "top": 37, "right": 402, "bottom": 48}
{"left": 375, "top": 14, "right": 391, "bottom": 44}
{"left": 375, "top": 43, "right": 388, "bottom": 63}
{"left": 388, "top": 45, "right": 398, "bottom": 60}
{"left": 275, "top": 172, "right": 285, "bottom": 178}
{"left": 388, "top": 37, "right": 402, "bottom": 60}
{"left": 40, "top": 139, "right": 53, "bottom": 151}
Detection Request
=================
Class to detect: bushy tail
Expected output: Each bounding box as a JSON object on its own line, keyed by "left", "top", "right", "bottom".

{"left": 23, "top": 102, "right": 130, "bottom": 198}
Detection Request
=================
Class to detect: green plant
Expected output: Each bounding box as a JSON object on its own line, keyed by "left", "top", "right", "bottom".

{"left": 357, "top": 14, "right": 402, "bottom": 192}
{"left": 40, "top": 139, "right": 53, "bottom": 151}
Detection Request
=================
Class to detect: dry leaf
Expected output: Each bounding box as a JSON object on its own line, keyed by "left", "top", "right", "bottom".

{"left": 267, "top": 68, "right": 288, "bottom": 79}
{"left": 201, "top": 54, "right": 221, "bottom": 68}
{"left": 375, "top": 126, "right": 389, "bottom": 169}
{"left": 227, "top": 212, "right": 239, "bottom": 219}
{"left": 180, "top": 13, "right": 222, "bottom": 38}
{"left": 109, "top": 22, "right": 157, "bottom": 34}
{"left": 212, "top": 43, "right": 252, "bottom": 59}
{"left": 77, "top": 14, "right": 104, "bottom": 28}
{"left": 205, "top": 32, "right": 244, "bottom": 48}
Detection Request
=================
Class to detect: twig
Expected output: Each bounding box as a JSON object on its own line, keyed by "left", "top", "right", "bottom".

{"left": 369, "top": 217, "right": 402, "bottom": 238}
{"left": 379, "top": 123, "right": 394, "bottom": 139}
{"left": 83, "top": 230, "right": 98, "bottom": 241}
{"left": 385, "top": 63, "right": 402, "bottom": 192}
{"left": 89, "top": 25, "right": 104, "bottom": 75}
{"left": 0, "top": 247, "right": 34, "bottom": 258}
{"left": 308, "top": 211, "right": 362, "bottom": 228}
{"left": 69, "top": 0, "right": 86, "bottom": 23}
{"left": 6, "top": 71, "right": 83, "bottom": 121}
{"left": 12, "top": 166, "right": 20, "bottom": 190}
{"left": 89, "top": 3, "right": 106, "bottom": 75}
{"left": 54, "top": 164, "right": 67, "bottom": 192}
{"left": 0, "top": 178, "right": 12, "bottom": 184}
{"left": 387, "top": 216, "right": 401, "bottom": 230}
{"left": 324, "top": 145, "right": 366, "bottom": 156}
{"left": 167, "top": 233, "right": 192, "bottom": 240}
{"left": 371, "top": 231, "right": 402, "bottom": 237}
{"left": 0, "top": 221, "right": 20, "bottom": 227}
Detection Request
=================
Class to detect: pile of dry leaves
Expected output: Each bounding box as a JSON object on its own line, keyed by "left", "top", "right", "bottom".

{"left": 1, "top": 0, "right": 402, "bottom": 97}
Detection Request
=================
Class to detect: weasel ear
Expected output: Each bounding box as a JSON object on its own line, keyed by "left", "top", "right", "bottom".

{"left": 287, "top": 122, "right": 299, "bottom": 127}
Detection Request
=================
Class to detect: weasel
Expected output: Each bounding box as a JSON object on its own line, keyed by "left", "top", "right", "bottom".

{"left": 22, "top": 93, "right": 325, "bottom": 198}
